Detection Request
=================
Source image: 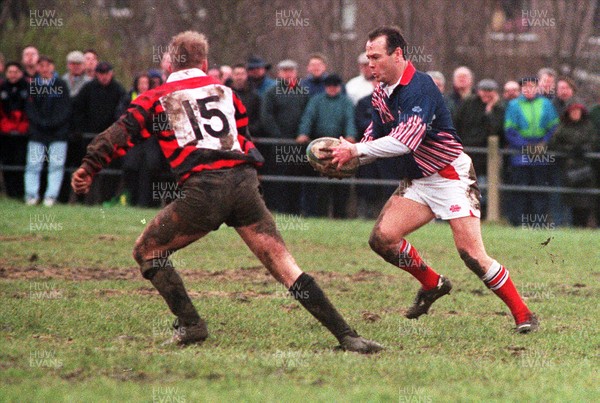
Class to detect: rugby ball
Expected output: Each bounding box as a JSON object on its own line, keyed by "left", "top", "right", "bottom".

{"left": 306, "top": 137, "right": 358, "bottom": 178}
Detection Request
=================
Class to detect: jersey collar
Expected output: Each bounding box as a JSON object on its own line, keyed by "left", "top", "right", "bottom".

{"left": 382, "top": 61, "right": 416, "bottom": 97}
{"left": 166, "top": 68, "right": 207, "bottom": 83}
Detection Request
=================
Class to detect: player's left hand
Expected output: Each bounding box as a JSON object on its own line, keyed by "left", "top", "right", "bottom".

{"left": 71, "top": 167, "right": 93, "bottom": 194}
{"left": 330, "top": 136, "right": 358, "bottom": 169}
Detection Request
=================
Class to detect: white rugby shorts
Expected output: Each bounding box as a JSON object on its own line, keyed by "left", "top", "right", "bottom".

{"left": 396, "top": 152, "right": 481, "bottom": 220}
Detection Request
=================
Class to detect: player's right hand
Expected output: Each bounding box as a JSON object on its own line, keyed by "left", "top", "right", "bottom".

{"left": 71, "top": 168, "right": 93, "bottom": 194}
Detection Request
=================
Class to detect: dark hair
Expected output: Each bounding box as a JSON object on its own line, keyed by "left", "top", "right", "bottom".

{"left": 5, "top": 61, "right": 24, "bottom": 72}
{"left": 83, "top": 48, "right": 98, "bottom": 56}
{"left": 37, "top": 55, "right": 54, "bottom": 64}
{"left": 368, "top": 26, "right": 407, "bottom": 58}
{"left": 232, "top": 63, "right": 246, "bottom": 70}
{"left": 149, "top": 75, "right": 163, "bottom": 89}
{"left": 557, "top": 76, "right": 577, "bottom": 93}
{"left": 133, "top": 72, "right": 150, "bottom": 92}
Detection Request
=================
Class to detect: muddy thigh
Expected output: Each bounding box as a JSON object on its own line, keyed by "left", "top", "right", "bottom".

{"left": 133, "top": 199, "right": 209, "bottom": 265}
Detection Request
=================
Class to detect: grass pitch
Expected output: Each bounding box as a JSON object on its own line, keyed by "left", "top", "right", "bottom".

{"left": 0, "top": 198, "right": 598, "bottom": 402}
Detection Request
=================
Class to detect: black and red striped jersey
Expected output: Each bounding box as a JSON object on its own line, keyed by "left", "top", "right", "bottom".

{"left": 80, "top": 68, "right": 263, "bottom": 183}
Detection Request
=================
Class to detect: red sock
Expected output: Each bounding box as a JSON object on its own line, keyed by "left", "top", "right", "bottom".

{"left": 398, "top": 239, "right": 440, "bottom": 290}
{"left": 482, "top": 261, "right": 531, "bottom": 324}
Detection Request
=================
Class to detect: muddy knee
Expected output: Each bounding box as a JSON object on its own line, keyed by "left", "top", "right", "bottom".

{"left": 138, "top": 257, "right": 174, "bottom": 280}
{"left": 368, "top": 229, "right": 397, "bottom": 263}
{"left": 368, "top": 229, "right": 385, "bottom": 255}
{"left": 458, "top": 249, "right": 486, "bottom": 277}
{"left": 132, "top": 240, "right": 145, "bottom": 266}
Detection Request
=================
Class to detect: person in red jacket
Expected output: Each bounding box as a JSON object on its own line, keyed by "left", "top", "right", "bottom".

{"left": 0, "top": 62, "right": 29, "bottom": 198}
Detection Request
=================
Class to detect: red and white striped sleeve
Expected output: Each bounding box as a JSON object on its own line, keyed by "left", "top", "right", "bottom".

{"left": 388, "top": 115, "right": 427, "bottom": 151}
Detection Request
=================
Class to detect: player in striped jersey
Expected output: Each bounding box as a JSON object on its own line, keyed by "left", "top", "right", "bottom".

{"left": 71, "top": 31, "right": 382, "bottom": 353}
{"left": 331, "top": 26, "right": 538, "bottom": 333}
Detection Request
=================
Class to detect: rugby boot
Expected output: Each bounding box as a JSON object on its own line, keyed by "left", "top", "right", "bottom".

{"left": 162, "top": 318, "right": 208, "bottom": 346}
{"left": 339, "top": 334, "right": 384, "bottom": 354}
{"left": 405, "top": 275, "right": 452, "bottom": 319}
{"left": 515, "top": 312, "right": 539, "bottom": 334}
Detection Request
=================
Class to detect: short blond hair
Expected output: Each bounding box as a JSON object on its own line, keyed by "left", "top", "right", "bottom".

{"left": 168, "top": 31, "right": 208, "bottom": 71}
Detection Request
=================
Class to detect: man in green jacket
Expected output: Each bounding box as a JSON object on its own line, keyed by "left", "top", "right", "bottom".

{"left": 297, "top": 74, "right": 357, "bottom": 217}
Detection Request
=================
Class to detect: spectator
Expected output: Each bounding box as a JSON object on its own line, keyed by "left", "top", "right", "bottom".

{"left": 455, "top": 79, "right": 505, "bottom": 216}
{"left": 219, "top": 64, "right": 232, "bottom": 86}
{"left": 552, "top": 76, "right": 579, "bottom": 116}
{"left": 549, "top": 103, "right": 598, "bottom": 227}
{"left": 537, "top": 67, "right": 556, "bottom": 99}
{"left": 147, "top": 69, "right": 163, "bottom": 89}
{"left": 297, "top": 74, "right": 356, "bottom": 217}
{"left": 503, "top": 80, "right": 520, "bottom": 102}
{"left": 83, "top": 49, "right": 98, "bottom": 80}
{"left": 228, "top": 64, "right": 261, "bottom": 136}
{"left": 504, "top": 76, "right": 559, "bottom": 226}
{"left": 72, "top": 61, "right": 126, "bottom": 203}
{"left": 426, "top": 70, "right": 455, "bottom": 113}
{"left": 448, "top": 66, "right": 474, "bottom": 118}
{"left": 73, "top": 61, "right": 126, "bottom": 134}
{"left": 304, "top": 53, "right": 329, "bottom": 96}
{"left": 24, "top": 56, "right": 71, "bottom": 206}
{"left": 261, "top": 59, "right": 309, "bottom": 214}
{"left": 118, "top": 72, "right": 150, "bottom": 116}
{"left": 62, "top": 51, "right": 91, "bottom": 98}
{"left": 0, "top": 62, "right": 29, "bottom": 134}
{"left": 345, "top": 52, "right": 374, "bottom": 105}
{"left": 548, "top": 76, "right": 580, "bottom": 225}
{"left": 0, "top": 62, "right": 29, "bottom": 199}
{"left": 207, "top": 67, "right": 220, "bottom": 81}
{"left": 246, "top": 56, "right": 276, "bottom": 97}
{"left": 115, "top": 72, "right": 169, "bottom": 208}
{"left": 21, "top": 45, "right": 39, "bottom": 82}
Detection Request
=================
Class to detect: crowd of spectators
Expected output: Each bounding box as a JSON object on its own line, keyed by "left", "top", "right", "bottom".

{"left": 0, "top": 45, "right": 599, "bottom": 227}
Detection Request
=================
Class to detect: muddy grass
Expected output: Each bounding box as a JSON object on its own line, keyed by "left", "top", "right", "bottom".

{"left": 0, "top": 263, "right": 390, "bottom": 284}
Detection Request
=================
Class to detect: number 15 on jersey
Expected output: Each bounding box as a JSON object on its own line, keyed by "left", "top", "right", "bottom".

{"left": 159, "top": 84, "right": 241, "bottom": 152}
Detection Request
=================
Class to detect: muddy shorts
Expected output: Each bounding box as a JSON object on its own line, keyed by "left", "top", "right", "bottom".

{"left": 170, "top": 164, "right": 270, "bottom": 233}
{"left": 395, "top": 152, "right": 482, "bottom": 220}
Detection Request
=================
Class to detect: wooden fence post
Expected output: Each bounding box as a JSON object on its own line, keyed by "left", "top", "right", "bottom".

{"left": 486, "top": 135, "right": 501, "bottom": 222}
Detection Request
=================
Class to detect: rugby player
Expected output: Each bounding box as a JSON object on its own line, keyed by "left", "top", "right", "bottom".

{"left": 71, "top": 31, "right": 383, "bottom": 353}
{"left": 331, "top": 26, "right": 538, "bottom": 333}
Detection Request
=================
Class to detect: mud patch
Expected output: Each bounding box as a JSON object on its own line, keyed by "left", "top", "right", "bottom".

{"left": 361, "top": 311, "right": 381, "bottom": 322}
{"left": 507, "top": 345, "right": 526, "bottom": 356}
{"left": 0, "top": 264, "right": 393, "bottom": 285}
{"left": 93, "top": 287, "right": 292, "bottom": 301}
{"left": 0, "top": 234, "right": 42, "bottom": 242}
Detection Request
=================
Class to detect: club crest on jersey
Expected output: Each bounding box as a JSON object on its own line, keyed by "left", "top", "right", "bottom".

{"left": 412, "top": 106, "right": 422, "bottom": 113}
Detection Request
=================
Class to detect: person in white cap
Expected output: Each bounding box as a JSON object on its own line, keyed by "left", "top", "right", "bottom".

{"left": 62, "top": 51, "right": 91, "bottom": 98}
{"left": 345, "top": 52, "right": 375, "bottom": 105}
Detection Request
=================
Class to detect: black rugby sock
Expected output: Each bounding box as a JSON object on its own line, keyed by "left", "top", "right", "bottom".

{"left": 289, "top": 273, "right": 358, "bottom": 342}
{"left": 145, "top": 259, "right": 202, "bottom": 327}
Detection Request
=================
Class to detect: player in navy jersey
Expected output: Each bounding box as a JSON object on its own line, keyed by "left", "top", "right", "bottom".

{"left": 71, "top": 31, "right": 382, "bottom": 353}
{"left": 331, "top": 26, "right": 538, "bottom": 333}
